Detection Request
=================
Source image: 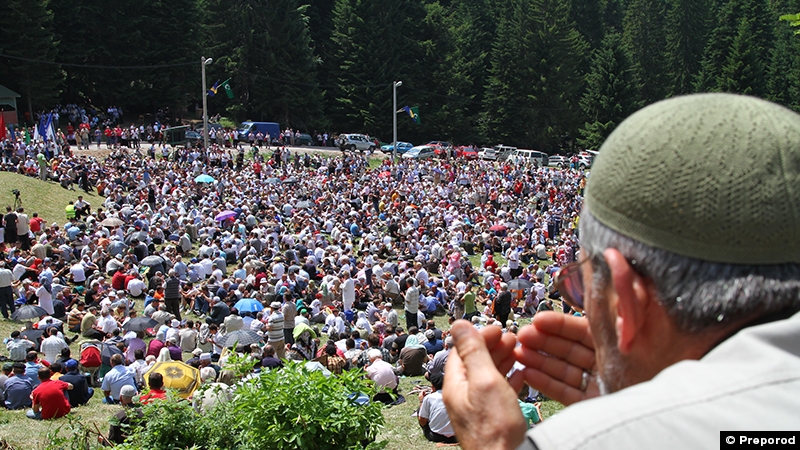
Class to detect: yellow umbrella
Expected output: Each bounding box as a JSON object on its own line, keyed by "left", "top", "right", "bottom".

{"left": 144, "top": 361, "right": 201, "bottom": 399}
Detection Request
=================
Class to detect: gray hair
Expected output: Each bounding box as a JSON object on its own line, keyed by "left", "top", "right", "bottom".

{"left": 580, "top": 210, "right": 800, "bottom": 333}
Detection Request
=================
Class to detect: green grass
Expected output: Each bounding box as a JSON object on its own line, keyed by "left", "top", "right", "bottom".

{"left": 0, "top": 169, "right": 565, "bottom": 449}
{"left": 0, "top": 171, "right": 104, "bottom": 227}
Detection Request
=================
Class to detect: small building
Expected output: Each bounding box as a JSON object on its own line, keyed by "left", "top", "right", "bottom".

{"left": 0, "top": 84, "right": 21, "bottom": 125}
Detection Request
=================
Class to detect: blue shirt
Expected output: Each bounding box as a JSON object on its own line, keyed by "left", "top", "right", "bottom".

{"left": 424, "top": 339, "right": 444, "bottom": 355}
{"left": 101, "top": 365, "right": 137, "bottom": 400}
{"left": 25, "top": 362, "right": 43, "bottom": 388}
{"left": 3, "top": 375, "right": 33, "bottom": 409}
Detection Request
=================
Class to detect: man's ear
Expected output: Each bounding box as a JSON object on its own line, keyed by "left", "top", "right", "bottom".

{"left": 603, "top": 248, "right": 649, "bottom": 354}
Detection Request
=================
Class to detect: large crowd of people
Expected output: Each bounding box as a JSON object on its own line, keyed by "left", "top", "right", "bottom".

{"left": 0, "top": 125, "right": 582, "bottom": 444}
{"left": 3, "top": 93, "right": 796, "bottom": 450}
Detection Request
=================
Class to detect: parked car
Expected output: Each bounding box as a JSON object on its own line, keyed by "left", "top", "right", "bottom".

{"left": 478, "top": 147, "right": 498, "bottom": 160}
{"left": 237, "top": 121, "right": 280, "bottom": 142}
{"left": 338, "top": 134, "right": 377, "bottom": 152}
{"left": 427, "top": 141, "right": 453, "bottom": 150}
{"left": 492, "top": 144, "right": 517, "bottom": 161}
{"left": 459, "top": 146, "right": 479, "bottom": 160}
{"left": 380, "top": 141, "right": 413, "bottom": 153}
{"left": 402, "top": 145, "right": 436, "bottom": 160}
{"left": 509, "top": 149, "right": 549, "bottom": 166}
{"left": 185, "top": 130, "right": 202, "bottom": 145}
{"left": 548, "top": 155, "right": 568, "bottom": 167}
{"left": 295, "top": 133, "right": 314, "bottom": 146}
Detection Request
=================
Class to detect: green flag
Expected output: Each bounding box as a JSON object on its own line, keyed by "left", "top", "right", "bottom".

{"left": 222, "top": 78, "right": 234, "bottom": 99}
{"left": 410, "top": 106, "right": 420, "bottom": 124}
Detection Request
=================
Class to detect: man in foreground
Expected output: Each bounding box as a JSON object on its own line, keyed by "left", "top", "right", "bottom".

{"left": 28, "top": 367, "right": 73, "bottom": 420}
{"left": 443, "top": 93, "right": 800, "bottom": 449}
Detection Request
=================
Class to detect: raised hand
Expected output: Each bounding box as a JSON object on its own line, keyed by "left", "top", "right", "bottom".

{"left": 514, "top": 311, "right": 599, "bottom": 406}
{"left": 443, "top": 320, "right": 527, "bottom": 450}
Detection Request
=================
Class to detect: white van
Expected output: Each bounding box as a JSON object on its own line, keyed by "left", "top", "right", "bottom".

{"left": 510, "top": 149, "right": 549, "bottom": 166}
{"left": 492, "top": 144, "right": 517, "bottom": 161}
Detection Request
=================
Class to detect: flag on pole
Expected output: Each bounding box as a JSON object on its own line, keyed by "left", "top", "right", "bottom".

{"left": 24, "top": 127, "right": 30, "bottom": 145}
{"left": 43, "top": 113, "right": 56, "bottom": 142}
{"left": 208, "top": 79, "right": 220, "bottom": 97}
{"left": 222, "top": 78, "right": 234, "bottom": 99}
{"left": 399, "top": 106, "right": 420, "bottom": 124}
{"left": 33, "top": 124, "right": 41, "bottom": 141}
{"left": 0, "top": 114, "right": 6, "bottom": 141}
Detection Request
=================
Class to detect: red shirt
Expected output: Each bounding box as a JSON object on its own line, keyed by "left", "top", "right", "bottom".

{"left": 32, "top": 379, "right": 71, "bottom": 419}
{"left": 140, "top": 388, "right": 167, "bottom": 404}
{"left": 111, "top": 270, "right": 127, "bottom": 291}
{"left": 29, "top": 216, "right": 45, "bottom": 233}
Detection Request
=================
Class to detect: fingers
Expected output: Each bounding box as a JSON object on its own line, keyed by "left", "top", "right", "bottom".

{"left": 524, "top": 311, "right": 594, "bottom": 349}
{"left": 448, "top": 320, "right": 498, "bottom": 387}
{"left": 520, "top": 367, "right": 599, "bottom": 406}
{"left": 514, "top": 345, "right": 591, "bottom": 388}
{"left": 515, "top": 328, "right": 595, "bottom": 370}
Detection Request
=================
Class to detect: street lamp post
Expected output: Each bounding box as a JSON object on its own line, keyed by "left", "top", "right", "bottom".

{"left": 393, "top": 80, "right": 402, "bottom": 162}
{"left": 201, "top": 56, "right": 213, "bottom": 150}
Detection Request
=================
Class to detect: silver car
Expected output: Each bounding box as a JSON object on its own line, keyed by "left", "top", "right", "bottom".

{"left": 337, "top": 134, "right": 376, "bottom": 152}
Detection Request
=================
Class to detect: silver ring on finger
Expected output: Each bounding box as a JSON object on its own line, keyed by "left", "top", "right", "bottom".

{"left": 579, "top": 370, "right": 591, "bottom": 392}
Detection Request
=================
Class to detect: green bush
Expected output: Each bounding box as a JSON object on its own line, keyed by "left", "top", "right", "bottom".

{"left": 58, "top": 362, "right": 387, "bottom": 450}
{"left": 233, "top": 362, "right": 386, "bottom": 450}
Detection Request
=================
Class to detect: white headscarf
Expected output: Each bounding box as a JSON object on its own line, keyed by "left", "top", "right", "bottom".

{"left": 355, "top": 311, "right": 372, "bottom": 334}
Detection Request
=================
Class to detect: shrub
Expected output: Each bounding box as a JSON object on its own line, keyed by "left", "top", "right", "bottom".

{"left": 233, "top": 361, "right": 387, "bottom": 450}
{"left": 58, "top": 362, "right": 387, "bottom": 450}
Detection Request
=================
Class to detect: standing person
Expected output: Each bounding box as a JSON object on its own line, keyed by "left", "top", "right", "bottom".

{"left": 404, "top": 278, "right": 419, "bottom": 331}
{"left": 16, "top": 207, "right": 29, "bottom": 251}
{"left": 163, "top": 270, "right": 181, "bottom": 321}
{"left": 442, "top": 94, "right": 800, "bottom": 450}
{"left": 494, "top": 283, "right": 512, "bottom": 327}
{"left": 267, "top": 301, "right": 285, "bottom": 360}
{"left": 3, "top": 206, "right": 17, "bottom": 245}
{"left": 0, "top": 261, "right": 13, "bottom": 319}
{"left": 282, "top": 298, "right": 296, "bottom": 346}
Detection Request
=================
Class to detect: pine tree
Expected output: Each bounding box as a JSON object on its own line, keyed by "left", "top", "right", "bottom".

{"left": 0, "top": 0, "right": 63, "bottom": 121}
{"left": 664, "top": 0, "right": 711, "bottom": 96}
{"left": 579, "top": 33, "right": 642, "bottom": 149}
{"left": 695, "top": 0, "right": 774, "bottom": 93}
{"left": 206, "top": 0, "right": 322, "bottom": 128}
{"left": 623, "top": 0, "right": 668, "bottom": 105}
{"left": 330, "top": 0, "right": 426, "bottom": 136}
{"left": 721, "top": 18, "right": 766, "bottom": 97}
{"left": 483, "top": 0, "right": 588, "bottom": 150}
{"left": 570, "top": 0, "right": 606, "bottom": 49}
{"left": 767, "top": 0, "right": 800, "bottom": 110}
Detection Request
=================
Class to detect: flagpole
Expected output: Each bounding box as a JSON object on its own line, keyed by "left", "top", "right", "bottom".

{"left": 201, "top": 56, "right": 213, "bottom": 151}
{"left": 393, "top": 81, "right": 402, "bottom": 162}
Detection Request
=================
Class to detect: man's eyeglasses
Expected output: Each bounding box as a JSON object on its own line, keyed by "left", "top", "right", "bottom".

{"left": 553, "top": 257, "right": 591, "bottom": 311}
{"left": 554, "top": 255, "right": 640, "bottom": 311}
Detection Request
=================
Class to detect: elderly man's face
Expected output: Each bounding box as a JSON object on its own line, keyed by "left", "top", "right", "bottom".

{"left": 582, "top": 248, "right": 631, "bottom": 396}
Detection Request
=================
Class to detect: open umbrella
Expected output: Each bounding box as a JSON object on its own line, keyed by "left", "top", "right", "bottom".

{"left": 215, "top": 210, "right": 237, "bottom": 222}
{"left": 217, "top": 329, "right": 263, "bottom": 348}
{"left": 295, "top": 200, "right": 313, "bottom": 209}
{"left": 100, "top": 342, "right": 123, "bottom": 366}
{"left": 233, "top": 298, "right": 263, "bottom": 313}
{"left": 145, "top": 361, "right": 200, "bottom": 399}
{"left": 11, "top": 305, "right": 48, "bottom": 321}
{"left": 100, "top": 217, "right": 125, "bottom": 227}
{"left": 507, "top": 278, "right": 533, "bottom": 291}
{"left": 194, "top": 174, "right": 215, "bottom": 183}
{"left": 282, "top": 177, "right": 299, "bottom": 185}
{"left": 122, "top": 316, "right": 159, "bottom": 332}
{"left": 266, "top": 177, "right": 281, "bottom": 184}
{"left": 489, "top": 224, "right": 508, "bottom": 232}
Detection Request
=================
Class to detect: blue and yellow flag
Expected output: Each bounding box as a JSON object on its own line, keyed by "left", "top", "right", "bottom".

{"left": 208, "top": 79, "right": 220, "bottom": 97}
{"left": 400, "top": 106, "right": 420, "bottom": 124}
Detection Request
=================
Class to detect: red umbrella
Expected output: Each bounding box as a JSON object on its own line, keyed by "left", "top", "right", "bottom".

{"left": 489, "top": 224, "right": 507, "bottom": 231}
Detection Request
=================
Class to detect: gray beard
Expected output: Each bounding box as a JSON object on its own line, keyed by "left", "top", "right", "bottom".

{"left": 591, "top": 286, "right": 632, "bottom": 395}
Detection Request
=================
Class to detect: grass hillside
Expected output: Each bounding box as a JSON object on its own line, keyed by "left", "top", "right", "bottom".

{"left": 0, "top": 171, "right": 103, "bottom": 226}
